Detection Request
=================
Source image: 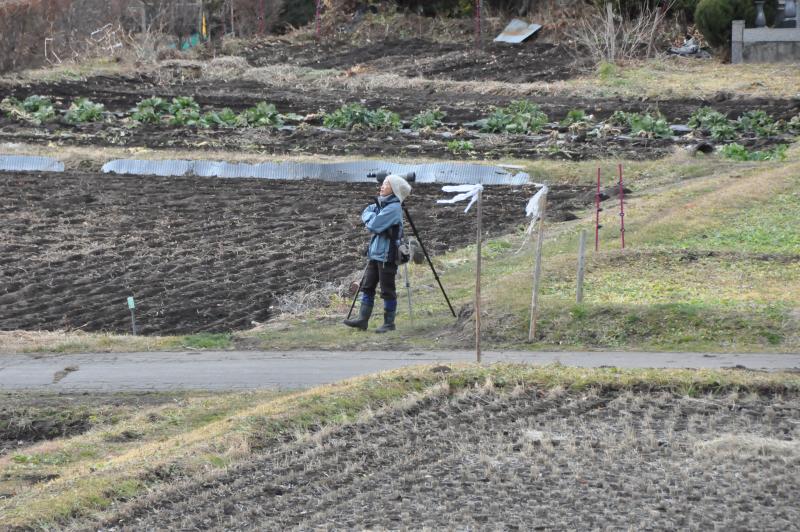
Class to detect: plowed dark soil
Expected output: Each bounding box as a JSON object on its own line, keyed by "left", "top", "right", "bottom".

{"left": 99, "top": 387, "right": 800, "bottom": 531}
{"left": 0, "top": 392, "right": 176, "bottom": 457}
{"left": 4, "top": 74, "right": 797, "bottom": 123}
{"left": 0, "top": 171, "right": 592, "bottom": 335}
{"left": 246, "top": 38, "right": 587, "bottom": 83}
{"left": 0, "top": 118, "right": 697, "bottom": 161}
{"left": 2, "top": 71, "right": 796, "bottom": 160}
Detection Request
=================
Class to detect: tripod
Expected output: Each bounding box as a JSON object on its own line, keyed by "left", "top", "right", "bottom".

{"left": 346, "top": 201, "right": 457, "bottom": 320}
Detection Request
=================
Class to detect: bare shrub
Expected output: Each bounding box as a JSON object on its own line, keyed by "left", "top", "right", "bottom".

{"left": 570, "top": 1, "right": 675, "bottom": 64}
{"left": 273, "top": 281, "right": 346, "bottom": 316}
{"left": 121, "top": 30, "right": 175, "bottom": 65}
{"left": 202, "top": 56, "right": 250, "bottom": 79}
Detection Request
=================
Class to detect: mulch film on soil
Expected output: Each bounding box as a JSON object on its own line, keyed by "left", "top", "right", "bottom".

{"left": 101, "top": 387, "right": 800, "bottom": 530}
{"left": 0, "top": 171, "right": 591, "bottom": 335}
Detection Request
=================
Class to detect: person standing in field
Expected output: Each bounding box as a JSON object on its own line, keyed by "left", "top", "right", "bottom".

{"left": 344, "top": 174, "right": 412, "bottom": 333}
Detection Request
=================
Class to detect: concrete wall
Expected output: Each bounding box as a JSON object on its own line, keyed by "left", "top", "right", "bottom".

{"left": 732, "top": 20, "right": 800, "bottom": 63}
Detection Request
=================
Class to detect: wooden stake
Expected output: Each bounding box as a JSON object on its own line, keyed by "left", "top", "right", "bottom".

{"left": 606, "top": 2, "right": 615, "bottom": 62}
{"left": 576, "top": 229, "right": 586, "bottom": 303}
{"left": 230, "top": 0, "right": 235, "bottom": 37}
{"left": 315, "top": 0, "right": 323, "bottom": 40}
{"left": 528, "top": 197, "right": 547, "bottom": 342}
{"left": 475, "top": 189, "right": 483, "bottom": 363}
{"left": 475, "top": 0, "right": 483, "bottom": 50}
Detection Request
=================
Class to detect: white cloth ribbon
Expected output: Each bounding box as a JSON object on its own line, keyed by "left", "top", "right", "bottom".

{"left": 517, "top": 184, "right": 549, "bottom": 253}
{"left": 437, "top": 184, "right": 484, "bottom": 213}
{"left": 525, "top": 185, "right": 549, "bottom": 220}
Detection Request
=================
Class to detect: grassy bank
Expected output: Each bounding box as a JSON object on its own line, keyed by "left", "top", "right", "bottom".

{"left": 1, "top": 364, "right": 797, "bottom": 529}
{"left": 247, "top": 145, "right": 800, "bottom": 352}
{"left": 3, "top": 145, "right": 799, "bottom": 354}
{"left": 7, "top": 49, "right": 799, "bottom": 101}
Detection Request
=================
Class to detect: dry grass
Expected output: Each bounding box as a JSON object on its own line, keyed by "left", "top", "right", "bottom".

{"left": 5, "top": 44, "right": 798, "bottom": 101}
{"left": 0, "top": 330, "right": 181, "bottom": 355}
{"left": 1, "top": 364, "right": 797, "bottom": 529}
{"left": 215, "top": 56, "right": 800, "bottom": 100}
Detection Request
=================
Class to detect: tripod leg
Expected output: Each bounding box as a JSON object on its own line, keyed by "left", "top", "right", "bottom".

{"left": 346, "top": 262, "right": 370, "bottom": 320}
{"left": 403, "top": 206, "right": 457, "bottom": 318}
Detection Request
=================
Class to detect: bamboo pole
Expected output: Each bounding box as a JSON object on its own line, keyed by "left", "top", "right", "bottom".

{"left": 475, "top": 189, "right": 483, "bottom": 363}
{"left": 576, "top": 230, "right": 586, "bottom": 303}
{"left": 619, "top": 163, "right": 626, "bottom": 249}
{"left": 595, "top": 167, "right": 601, "bottom": 252}
{"left": 528, "top": 197, "right": 548, "bottom": 342}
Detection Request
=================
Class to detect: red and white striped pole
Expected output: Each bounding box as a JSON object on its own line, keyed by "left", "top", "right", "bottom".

{"left": 618, "top": 163, "right": 625, "bottom": 249}
{"left": 595, "top": 167, "right": 601, "bottom": 252}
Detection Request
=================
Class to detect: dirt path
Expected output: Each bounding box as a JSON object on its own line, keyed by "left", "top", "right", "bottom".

{"left": 0, "top": 350, "right": 797, "bottom": 391}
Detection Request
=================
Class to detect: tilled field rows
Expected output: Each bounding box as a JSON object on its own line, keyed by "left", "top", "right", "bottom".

{"left": 1, "top": 73, "right": 797, "bottom": 161}
{"left": 0, "top": 172, "right": 590, "bottom": 334}
{"left": 0, "top": 119, "right": 689, "bottom": 161}
{"left": 102, "top": 388, "right": 800, "bottom": 530}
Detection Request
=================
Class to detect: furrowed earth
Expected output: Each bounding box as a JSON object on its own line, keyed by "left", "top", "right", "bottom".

{"left": 0, "top": 171, "right": 595, "bottom": 335}
{"left": 1, "top": 24, "right": 799, "bottom": 532}
{"left": 100, "top": 386, "right": 800, "bottom": 531}
{"left": 0, "top": 48, "right": 796, "bottom": 161}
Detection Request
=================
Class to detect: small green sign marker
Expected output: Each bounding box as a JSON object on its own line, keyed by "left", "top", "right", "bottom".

{"left": 127, "top": 296, "right": 136, "bottom": 310}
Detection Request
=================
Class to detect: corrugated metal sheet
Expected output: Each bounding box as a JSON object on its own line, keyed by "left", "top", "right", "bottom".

{"left": 101, "top": 159, "right": 192, "bottom": 177}
{"left": 494, "top": 19, "right": 542, "bottom": 44}
{"left": 102, "top": 159, "right": 530, "bottom": 185}
{"left": 0, "top": 155, "right": 65, "bottom": 173}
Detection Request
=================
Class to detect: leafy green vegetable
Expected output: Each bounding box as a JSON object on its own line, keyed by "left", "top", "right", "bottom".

{"left": 168, "top": 96, "right": 200, "bottom": 114}
{"left": 64, "top": 98, "right": 105, "bottom": 124}
{"left": 628, "top": 112, "right": 672, "bottom": 138}
{"left": 131, "top": 97, "right": 169, "bottom": 124}
{"left": 608, "top": 110, "right": 629, "bottom": 127}
{"left": 446, "top": 139, "right": 474, "bottom": 154}
{"left": 481, "top": 100, "right": 548, "bottom": 134}
{"left": 736, "top": 110, "right": 779, "bottom": 137}
{"left": 0, "top": 95, "right": 57, "bottom": 125}
{"left": 411, "top": 108, "right": 446, "bottom": 130}
{"left": 169, "top": 108, "right": 203, "bottom": 127}
{"left": 687, "top": 107, "right": 737, "bottom": 140}
{"left": 323, "top": 103, "right": 400, "bottom": 130}
{"left": 609, "top": 110, "right": 672, "bottom": 138}
{"left": 720, "top": 143, "right": 787, "bottom": 161}
{"left": 561, "top": 109, "right": 588, "bottom": 127}
{"left": 201, "top": 108, "right": 241, "bottom": 128}
{"left": 239, "top": 102, "right": 284, "bottom": 128}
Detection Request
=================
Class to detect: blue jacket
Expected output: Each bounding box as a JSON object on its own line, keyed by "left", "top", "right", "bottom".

{"left": 362, "top": 194, "right": 404, "bottom": 262}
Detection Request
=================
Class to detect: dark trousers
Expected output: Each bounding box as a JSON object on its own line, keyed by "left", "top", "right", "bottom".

{"left": 361, "top": 260, "right": 397, "bottom": 310}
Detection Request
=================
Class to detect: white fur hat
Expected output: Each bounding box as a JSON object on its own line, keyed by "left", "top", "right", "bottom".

{"left": 387, "top": 174, "right": 412, "bottom": 202}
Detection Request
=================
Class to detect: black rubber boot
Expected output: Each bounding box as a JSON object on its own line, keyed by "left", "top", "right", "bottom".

{"left": 343, "top": 303, "right": 373, "bottom": 331}
{"left": 375, "top": 310, "right": 396, "bottom": 333}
